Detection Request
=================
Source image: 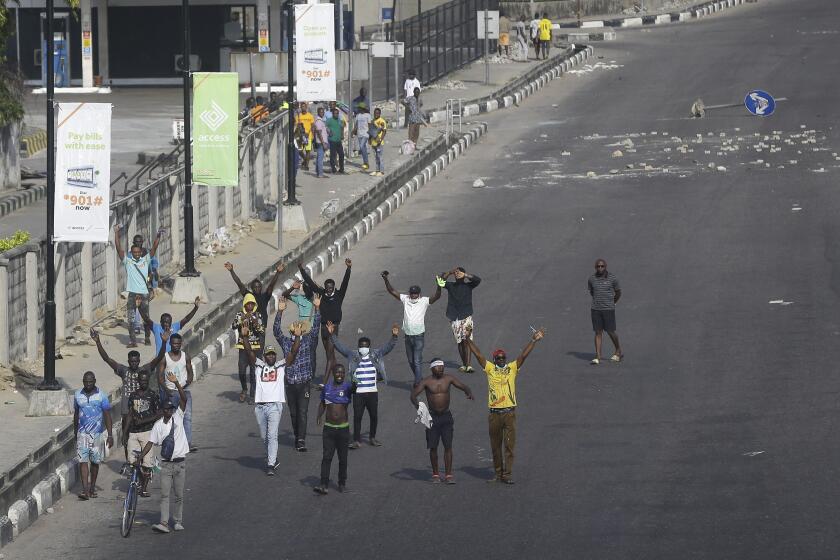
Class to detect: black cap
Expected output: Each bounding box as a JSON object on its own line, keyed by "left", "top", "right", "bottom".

{"left": 409, "top": 285, "right": 421, "bottom": 294}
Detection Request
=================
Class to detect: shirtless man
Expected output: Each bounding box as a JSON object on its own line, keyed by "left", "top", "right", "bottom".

{"left": 314, "top": 364, "right": 355, "bottom": 495}
{"left": 410, "top": 359, "right": 474, "bottom": 484}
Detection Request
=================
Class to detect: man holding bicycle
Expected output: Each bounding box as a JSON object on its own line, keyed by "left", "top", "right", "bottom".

{"left": 138, "top": 372, "right": 189, "bottom": 534}
{"left": 126, "top": 370, "right": 162, "bottom": 497}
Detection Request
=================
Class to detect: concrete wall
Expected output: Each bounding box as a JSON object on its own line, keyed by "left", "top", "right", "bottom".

{"left": 0, "top": 116, "right": 286, "bottom": 366}
{"left": 0, "top": 122, "right": 21, "bottom": 191}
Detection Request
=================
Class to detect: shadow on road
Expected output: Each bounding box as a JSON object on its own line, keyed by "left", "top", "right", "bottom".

{"left": 389, "top": 467, "right": 432, "bottom": 482}
{"left": 566, "top": 351, "right": 595, "bottom": 362}
{"left": 459, "top": 465, "right": 494, "bottom": 480}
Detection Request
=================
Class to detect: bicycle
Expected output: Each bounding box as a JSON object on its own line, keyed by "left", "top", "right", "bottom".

{"left": 120, "top": 450, "right": 154, "bottom": 538}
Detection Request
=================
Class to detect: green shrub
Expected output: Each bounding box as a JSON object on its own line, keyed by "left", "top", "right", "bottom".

{"left": 0, "top": 230, "right": 30, "bottom": 252}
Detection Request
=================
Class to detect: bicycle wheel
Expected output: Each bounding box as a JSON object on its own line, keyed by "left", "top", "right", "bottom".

{"left": 120, "top": 476, "right": 139, "bottom": 537}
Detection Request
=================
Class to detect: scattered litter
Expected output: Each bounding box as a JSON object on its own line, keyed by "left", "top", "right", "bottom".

{"left": 472, "top": 179, "right": 485, "bottom": 188}
{"left": 812, "top": 168, "right": 826, "bottom": 173}
{"left": 425, "top": 79, "right": 467, "bottom": 91}
{"left": 769, "top": 300, "right": 794, "bottom": 305}
{"left": 567, "top": 61, "right": 624, "bottom": 76}
{"left": 611, "top": 150, "right": 623, "bottom": 158}
{"left": 586, "top": 171, "right": 597, "bottom": 178}
{"left": 561, "top": 151, "right": 571, "bottom": 156}
{"left": 716, "top": 166, "right": 727, "bottom": 172}
{"left": 539, "top": 134, "right": 548, "bottom": 138}
{"left": 743, "top": 451, "right": 765, "bottom": 457}
{"left": 609, "top": 169, "right": 619, "bottom": 174}
{"left": 320, "top": 198, "right": 340, "bottom": 219}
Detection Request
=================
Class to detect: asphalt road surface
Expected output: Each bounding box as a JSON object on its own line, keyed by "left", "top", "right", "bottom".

{"left": 7, "top": 0, "right": 840, "bottom": 558}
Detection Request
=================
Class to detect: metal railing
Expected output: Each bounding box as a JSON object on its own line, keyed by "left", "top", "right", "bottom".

{"left": 361, "top": 0, "right": 500, "bottom": 98}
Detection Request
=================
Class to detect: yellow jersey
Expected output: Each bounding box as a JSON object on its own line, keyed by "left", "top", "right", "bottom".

{"left": 538, "top": 18, "right": 552, "bottom": 41}
{"left": 484, "top": 361, "right": 519, "bottom": 409}
{"left": 295, "top": 112, "right": 315, "bottom": 137}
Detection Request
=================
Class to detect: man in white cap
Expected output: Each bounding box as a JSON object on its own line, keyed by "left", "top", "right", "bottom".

{"left": 241, "top": 325, "right": 302, "bottom": 475}
{"left": 410, "top": 358, "right": 473, "bottom": 484}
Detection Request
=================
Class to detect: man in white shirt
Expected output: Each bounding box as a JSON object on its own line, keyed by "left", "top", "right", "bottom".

{"left": 138, "top": 373, "right": 188, "bottom": 534}
{"left": 381, "top": 271, "right": 442, "bottom": 386}
{"left": 402, "top": 69, "right": 421, "bottom": 127}
{"left": 242, "top": 326, "right": 302, "bottom": 475}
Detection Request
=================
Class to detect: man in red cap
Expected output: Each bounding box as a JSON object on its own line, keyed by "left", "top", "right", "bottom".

{"left": 465, "top": 325, "right": 544, "bottom": 484}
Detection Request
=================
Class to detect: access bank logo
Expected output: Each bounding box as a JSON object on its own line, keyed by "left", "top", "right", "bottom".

{"left": 200, "top": 100, "right": 229, "bottom": 132}
{"left": 66, "top": 165, "right": 98, "bottom": 188}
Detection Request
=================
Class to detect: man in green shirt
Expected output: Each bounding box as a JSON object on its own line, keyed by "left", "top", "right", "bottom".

{"left": 326, "top": 107, "right": 346, "bottom": 174}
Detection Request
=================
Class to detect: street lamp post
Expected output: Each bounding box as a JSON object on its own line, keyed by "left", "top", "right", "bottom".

{"left": 285, "top": 0, "right": 299, "bottom": 206}
{"left": 40, "top": 0, "right": 59, "bottom": 391}
{"left": 181, "top": 0, "right": 197, "bottom": 276}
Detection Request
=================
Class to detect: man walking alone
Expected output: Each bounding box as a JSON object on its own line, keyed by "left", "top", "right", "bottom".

{"left": 588, "top": 259, "right": 623, "bottom": 364}
{"left": 440, "top": 267, "right": 481, "bottom": 373}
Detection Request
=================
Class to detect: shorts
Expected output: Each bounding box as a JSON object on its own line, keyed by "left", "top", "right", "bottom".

{"left": 76, "top": 432, "right": 106, "bottom": 464}
{"left": 450, "top": 316, "right": 474, "bottom": 344}
{"left": 499, "top": 32, "right": 510, "bottom": 46}
{"left": 426, "top": 410, "right": 454, "bottom": 450}
{"left": 127, "top": 431, "right": 155, "bottom": 468}
{"left": 591, "top": 309, "right": 617, "bottom": 332}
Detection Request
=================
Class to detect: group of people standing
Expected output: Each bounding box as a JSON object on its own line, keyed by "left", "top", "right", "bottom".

{"left": 76, "top": 233, "right": 623, "bottom": 530}
{"left": 496, "top": 11, "right": 554, "bottom": 62}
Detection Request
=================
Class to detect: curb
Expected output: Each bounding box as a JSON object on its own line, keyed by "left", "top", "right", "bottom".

{"left": 557, "top": 0, "right": 754, "bottom": 29}
{"left": 188, "top": 123, "right": 489, "bottom": 384}
{"left": 19, "top": 129, "right": 47, "bottom": 158}
{"left": 1, "top": 460, "right": 72, "bottom": 546}
{"left": 427, "top": 45, "right": 595, "bottom": 125}
{"left": 0, "top": 184, "right": 47, "bottom": 220}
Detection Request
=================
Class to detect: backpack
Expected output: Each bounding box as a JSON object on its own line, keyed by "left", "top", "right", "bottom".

{"left": 160, "top": 419, "right": 176, "bottom": 460}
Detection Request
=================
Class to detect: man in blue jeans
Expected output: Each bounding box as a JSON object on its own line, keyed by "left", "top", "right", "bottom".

{"left": 381, "top": 271, "right": 442, "bottom": 386}
{"left": 312, "top": 107, "right": 330, "bottom": 179}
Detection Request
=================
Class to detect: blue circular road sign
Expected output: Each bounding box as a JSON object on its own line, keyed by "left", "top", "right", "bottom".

{"left": 744, "top": 90, "right": 776, "bottom": 116}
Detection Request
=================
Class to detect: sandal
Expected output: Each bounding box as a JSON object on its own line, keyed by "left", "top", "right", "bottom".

{"left": 465, "top": 366, "right": 475, "bottom": 373}
{"left": 77, "top": 492, "right": 89, "bottom": 500}
{"left": 431, "top": 474, "right": 441, "bottom": 484}
{"left": 89, "top": 491, "right": 98, "bottom": 498}
{"left": 445, "top": 475, "right": 456, "bottom": 485}
{"left": 140, "top": 491, "right": 151, "bottom": 498}
{"left": 239, "top": 392, "right": 247, "bottom": 403}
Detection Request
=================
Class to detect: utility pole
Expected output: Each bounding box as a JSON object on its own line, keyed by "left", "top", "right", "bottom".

{"left": 285, "top": 0, "right": 299, "bottom": 205}
{"left": 483, "top": 1, "right": 489, "bottom": 85}
{"left": 181, "top": 0, "right": 197, "bottom": 276}
{"left": 41, "top": 0, "right": 59, "bottom": 392}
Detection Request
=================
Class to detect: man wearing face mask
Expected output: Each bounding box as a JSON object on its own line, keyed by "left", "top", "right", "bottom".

{"left": 314, "top": 363, "right": 356, "bottom": 495}
{"left": 90, "top": 327, "right": 167, "bottom": 460}
{"left": 382, "top": 271, "right": 442, "bottom": 386}
{"left": 326, "top": 321, "right": 399, "bottom": 448}
{"left": 274, "top": 294, "right": 322, "bottom": 452}
{"left": 465, "top": 325, "right": 545, "bottom": 484}
{"left": 298, "top": 259, "right": 351, "bottom": 384}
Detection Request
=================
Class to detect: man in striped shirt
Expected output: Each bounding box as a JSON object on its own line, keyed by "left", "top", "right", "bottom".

{"left": 327, "top": 321, "right": 399, "bottom": 448}
{"left": 588, "top": 259, "right": 623, "bottom": 365}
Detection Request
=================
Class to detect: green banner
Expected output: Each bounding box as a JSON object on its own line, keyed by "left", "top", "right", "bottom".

{"left": 192, "top": 72, "right": 238, "bottom": 187}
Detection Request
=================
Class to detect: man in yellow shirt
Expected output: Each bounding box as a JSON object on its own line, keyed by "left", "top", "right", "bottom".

{"left": 465, "top": 325, "right": 544, "bottom": 484}
{"left": 295, "top": 102, "right": 315, "bottom": 171}
{"left": 538, "top": 12, "right": 552, "bottom": 60}
{"left": 368, "top": 107, "right": 387, "bottom": 176}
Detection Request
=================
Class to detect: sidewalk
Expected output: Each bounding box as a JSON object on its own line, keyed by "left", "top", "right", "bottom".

{"left": 0, "top": 48, "right": 574, "bottom": 480}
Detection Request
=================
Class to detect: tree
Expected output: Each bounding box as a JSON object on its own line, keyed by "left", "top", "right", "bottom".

{"left": 0, "top": 0, "right": 23, "bottom": 127}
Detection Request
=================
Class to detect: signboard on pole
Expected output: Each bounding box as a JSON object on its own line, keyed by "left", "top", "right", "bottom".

{"left": 295, "top": 3, "right": 336, "bottom": 101}
{"left": 744, "top": 89, "right": 776, "bottom": 116}
{"left": 258, "top": 12, "right": 270, "bottom": 53}
{"left": 370, "top": 41, "right": 404, "bottom": 58}
{"left": 192, "top": 72, "right": 239, "bottom": 187}
{"left": 477, "top": 10, "right": 500, "bottom": 39}
{"left": 54, "top": 102, "right": 111, "bottom": 243}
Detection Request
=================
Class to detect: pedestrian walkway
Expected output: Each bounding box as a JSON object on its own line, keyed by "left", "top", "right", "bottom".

{"left": 0, "top": 48, "right": 570, "bottom": 480}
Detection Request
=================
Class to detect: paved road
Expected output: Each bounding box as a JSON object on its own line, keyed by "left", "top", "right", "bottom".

{"left": 7, "top": 0, "right": 840, "bottom": 558}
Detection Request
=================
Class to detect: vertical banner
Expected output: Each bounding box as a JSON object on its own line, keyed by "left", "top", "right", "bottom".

{"left": 54, "top": 102, "right": 111, "bottom": 243}
{"left": 193, "top": 72, "right": 239, "bottom": 187}
{"left": 295, "top": 3, "right": 336, "bottom": 101}
{"left": 258, "top": 11, "right": 270, "bottom": 53}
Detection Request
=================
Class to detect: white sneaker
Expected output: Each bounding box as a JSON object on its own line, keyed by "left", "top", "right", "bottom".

{"left": 173, "top": 523, "right": 185, "bottom": 531}
{"left": 590, "top": 358, "right": 600, "bottom": 365}
{"left": 152, "top": 523, "right": 170, "bottom": 533}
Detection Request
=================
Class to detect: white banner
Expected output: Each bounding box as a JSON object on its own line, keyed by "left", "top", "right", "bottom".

{"left": 295, "top": 3, "right": 336, "bottom": 101}
{"left": 55, "top": 103, "right": 111, "bottom": 243}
